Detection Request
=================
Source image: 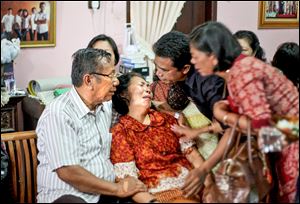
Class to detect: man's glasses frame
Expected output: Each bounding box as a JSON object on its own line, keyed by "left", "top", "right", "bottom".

{"left": 90, "top": 72, "right": 120, "bottom": 80}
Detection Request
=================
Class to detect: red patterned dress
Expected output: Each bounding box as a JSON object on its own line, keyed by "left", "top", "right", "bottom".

{"left": 227, "top": 54, "right": 299, "bottom": 202}
{"left": 150, "top": 80, "right": 172, "bottom": 102}
{"left": 110, "top": 110, "right": 195, "bottom": 193}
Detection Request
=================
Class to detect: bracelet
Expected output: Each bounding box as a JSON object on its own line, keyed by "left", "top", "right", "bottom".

{"left": 222, "top": 114, "right": 229, "bottom": 125}
{"left": 174, "top": 112, "right": 180, "bottom": 119}
{"left": 149, "top": 198, "right": 158, "bottom": 203}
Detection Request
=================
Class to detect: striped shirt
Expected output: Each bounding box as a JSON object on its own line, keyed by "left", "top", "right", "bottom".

{"left": 36, "top": 86, "right": 115, "bottom": 203}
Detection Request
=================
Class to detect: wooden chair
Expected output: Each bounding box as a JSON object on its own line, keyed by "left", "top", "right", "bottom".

{"left": 1, "top": 131, "right": 37, "bottom": 203}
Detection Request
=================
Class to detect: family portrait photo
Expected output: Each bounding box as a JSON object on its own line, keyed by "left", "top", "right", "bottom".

{"left": 1, "top": 1, "right": 56, "bottom": 47}
{"left": 259, "top": 1, "right": 299, "bottom": 28}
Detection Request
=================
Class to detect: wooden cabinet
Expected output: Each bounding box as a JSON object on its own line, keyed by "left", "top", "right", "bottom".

{"left": 1, "top": 95, "right": 25, "bottom": 133}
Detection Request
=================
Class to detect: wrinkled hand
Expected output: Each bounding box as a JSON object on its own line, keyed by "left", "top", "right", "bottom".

{"left": 181, "top": 168, "right": 207, "bottom": 198}
{"left": 116, "top": 176, "right": 147, "bottom": 198}
{"left": 171, "top": 124, "right": 199, "bottom": 141}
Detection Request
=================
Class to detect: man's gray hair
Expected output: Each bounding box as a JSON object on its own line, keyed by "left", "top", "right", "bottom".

{"left": 71, "top": 48, "right": 112, "bottom": 87}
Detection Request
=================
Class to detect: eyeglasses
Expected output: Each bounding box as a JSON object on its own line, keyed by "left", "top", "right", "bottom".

{"left": 90, "top": 72, "right": 120, "bottom": 80}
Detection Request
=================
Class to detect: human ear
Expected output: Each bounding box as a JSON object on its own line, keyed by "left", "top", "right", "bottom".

{"left": 83, "top": 74, "right": 93, "bottom": 89}
{"left": 210, "top": 54, "right": 218, "bottom": 67}
{"left": 182, "top": 64, "right": 191, "bottom": 75}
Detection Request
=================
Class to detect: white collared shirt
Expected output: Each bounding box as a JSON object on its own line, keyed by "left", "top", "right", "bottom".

{"left": 36, "top": 86, "right": 115, "bottom": 203}
{"left": 35, "top": 11, "right": 49, "bottom": 33}
{"left": 1, "top": 14, "right": 14, "bottom": 32}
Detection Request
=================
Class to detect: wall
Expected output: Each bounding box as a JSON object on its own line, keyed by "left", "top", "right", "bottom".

{"left": 217, "top": 1, "right": 299, "bottom": 62}
{"left": 15, "top": 1, "right": 299, "bottom": 88}
{"left": 14, "top": 1, "right": 126, "bottom": 89}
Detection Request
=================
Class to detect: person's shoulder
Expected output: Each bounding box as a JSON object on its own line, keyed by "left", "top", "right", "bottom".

{"left": 111, "top": 122, "right": 126, "bottom": 136}
{"left": 151, "top": 109, "right": 175, "bottom": 123}
{"left": 47, "top": 92, "right": 71, "bottom": 113}
{"left": 238, "top": 56, "right": 269, "bottom": 73}
{"left": 201, "top": 74, "right": 225, "bottom": 86}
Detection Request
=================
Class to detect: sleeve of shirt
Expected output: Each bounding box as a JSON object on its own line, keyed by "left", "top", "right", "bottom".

{"left": 179, "top": 138, "right": 196, "bottom": 153}
{"left": 113, "top": 161, "right": 139, "bottom": 179}
{"left": 1, "top": 15, "right": 6, "bottom": 23}
{"left": 203, "top": 76, "right": 226, "bottom": 111}
{"left": 110, "top": 124, "right": 135, "bottom": 164}
{"left": 233, "top": 69, "right": 271, "bottom": 128}
{"left": 42, "top": 109, "right": 80, "bottom": 171}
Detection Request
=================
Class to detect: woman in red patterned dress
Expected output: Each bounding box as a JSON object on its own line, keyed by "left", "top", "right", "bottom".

{"left": 183, "top": 21, "right": 298, "bottom": 203}
{"left": 110, "top": 72, "right": 211, "bottom": 203}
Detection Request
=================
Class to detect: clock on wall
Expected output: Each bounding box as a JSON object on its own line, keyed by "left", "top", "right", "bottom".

{"left": 88, "top": 1, "right": 100, "bottom": 10}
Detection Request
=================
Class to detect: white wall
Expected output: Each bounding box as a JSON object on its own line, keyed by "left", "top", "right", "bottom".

{"left": 14, "top": 1, "right": 126, "bottom": 88}
{"left": 217, "top": 1, "right": 299, "bottom": 62}
{"left": 14, "top": 1, "right": 299, "bottom": 89}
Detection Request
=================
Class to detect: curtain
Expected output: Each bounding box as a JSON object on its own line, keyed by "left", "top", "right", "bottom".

{"left": 130, "top": 1, "right": 186, "bottom": 82}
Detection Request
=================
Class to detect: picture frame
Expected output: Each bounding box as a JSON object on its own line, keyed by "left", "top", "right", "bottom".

{"left": 1, "top": 1, "right": 56, "bottom": 48}
{"left": 258, "top": 1, "right": 299, "bottom": 29}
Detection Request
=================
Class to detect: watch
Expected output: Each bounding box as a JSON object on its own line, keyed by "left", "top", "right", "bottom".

{"left": 174, "top": 112, "right": 180, "bottom": 119}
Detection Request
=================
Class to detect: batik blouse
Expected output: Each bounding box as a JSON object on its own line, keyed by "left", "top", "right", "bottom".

{"left": 110, "top": 110, "right": 195, "bottom": 193}
{"left": 227, "top": 54, "right": 299, "bottom": 129}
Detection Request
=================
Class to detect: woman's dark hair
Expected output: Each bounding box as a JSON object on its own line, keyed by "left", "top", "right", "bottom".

{"left": 167, "top": 82, "right": 189, "bottom": 111}
{"left": 153, "top": 31, "right": 191, "bottom": 71}
{"left": 112, "top": 72, "right": 144, "bottom": 115}
{"left": 272, "top": 42, "right": 299, "bottom": 87}
{"left": 234, "top": 30, "right": 266, "bottom": 61}
{"left": 87, "top": 34, "right": 120, "bottom": 66}
{"left": 23, "top": 9, "right": 28, "bottom": 16}
{"left": 189, "top": 21, "right": 242, "bottom": 72}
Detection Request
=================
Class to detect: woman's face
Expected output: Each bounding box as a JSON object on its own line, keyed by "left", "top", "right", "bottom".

{"left": 93, "top": 40, "right": 116, "bottom": 65}
{"left": 190, "top": 44, "right": 217, "bottom": 76}
{"left": 127, "top": 76, "right": 152, "bottom": 109}
{"left": 237, "top": 38, "right": 254, "bottom": 57}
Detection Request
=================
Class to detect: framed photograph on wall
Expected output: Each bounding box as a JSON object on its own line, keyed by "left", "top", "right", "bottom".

{"left": 1, "top": 1, "right": 56, "bottom": 48}
{"left": 258, "top": 1, "right": 299, "bottom": 28}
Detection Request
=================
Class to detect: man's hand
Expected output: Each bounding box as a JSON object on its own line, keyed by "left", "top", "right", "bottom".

{"left": 115, "top": 176, "right": 147, "bottom": 198}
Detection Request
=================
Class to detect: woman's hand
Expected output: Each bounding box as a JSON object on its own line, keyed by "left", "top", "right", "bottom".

{"left": 115, "top": 176, "right": 147, "bottom": 198}
{"left": 171, "top": 124, "right": 200, "bottom": 141}
{"left": 181, "top": 167, "right": 208, "bottom": 198}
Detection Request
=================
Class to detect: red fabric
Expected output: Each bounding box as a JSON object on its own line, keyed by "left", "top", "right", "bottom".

{"left": 276, "top": 142, "right": 299, "bottom": 202}
{"left": 150, "top": 81, "right": 172, "bottom": 102}
{"left": 227, "top": 96, "right": 239, "bottom": 113}
{"left": 228, "top": 55, "right": 298, "bottom": 121}
{"left": 251, "top": 118, "right": 270, "bottom": 129}
{"left": 227, "top": 55, "right": 299, "bottom": 202}
{"left": 110, "top": 110, "right": 192, "bottom": 188}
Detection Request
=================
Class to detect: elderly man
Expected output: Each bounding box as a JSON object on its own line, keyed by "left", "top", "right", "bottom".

{"left": 36, "top": 48, "right": 146, "bottom": 203}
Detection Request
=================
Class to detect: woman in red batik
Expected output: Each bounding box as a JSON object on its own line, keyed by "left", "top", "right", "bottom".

{"left": 111, "top": 72, "right": 211, "bottom": 203}
{"left": 185, "top": 21, "right": 298, "bottom": 203}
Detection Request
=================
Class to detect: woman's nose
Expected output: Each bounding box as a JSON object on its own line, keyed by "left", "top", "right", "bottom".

{"left": 145, "top": 87, "right": 151, "bottom": 94}
{"left": 112, "top": 78, "right": 119, "bottom": 86}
